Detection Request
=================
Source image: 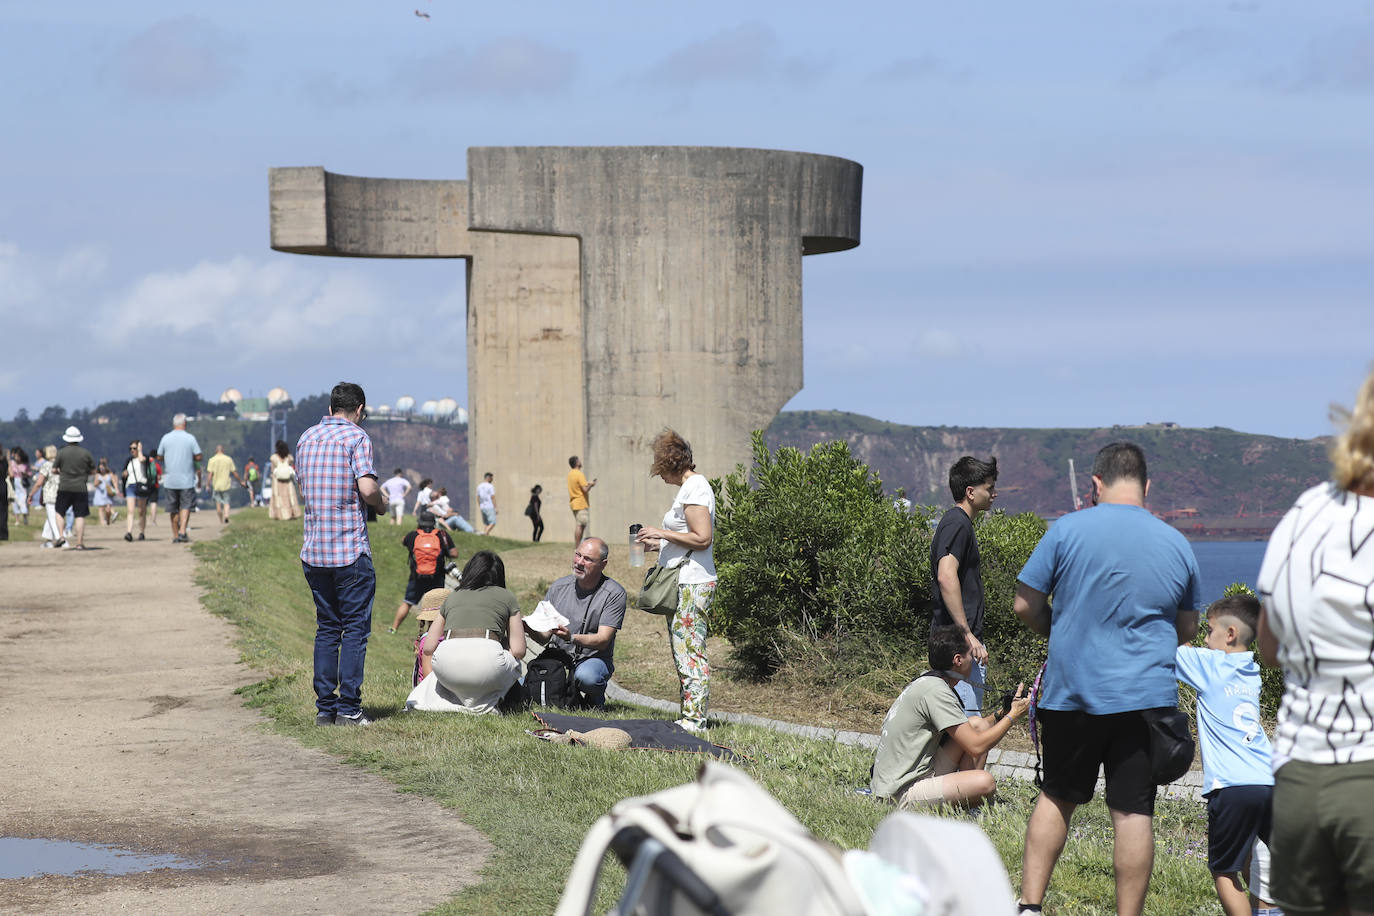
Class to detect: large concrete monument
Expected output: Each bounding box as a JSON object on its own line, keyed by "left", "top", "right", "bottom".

{"left": 270, "top": 147, "right": 862, "bottom": 541}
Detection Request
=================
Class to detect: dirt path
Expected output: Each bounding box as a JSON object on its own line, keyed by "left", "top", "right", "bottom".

{"left": 0, "top": 516, "right": 489, "bottom": 914}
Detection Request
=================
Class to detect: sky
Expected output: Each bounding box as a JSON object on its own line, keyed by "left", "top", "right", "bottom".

{"left": 3, "top": 1, "right": 1372, "bottom": 440}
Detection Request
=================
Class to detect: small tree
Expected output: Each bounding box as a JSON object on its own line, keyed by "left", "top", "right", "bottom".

{"left": 712, "top": 432, "right": 934, "bottom": 677}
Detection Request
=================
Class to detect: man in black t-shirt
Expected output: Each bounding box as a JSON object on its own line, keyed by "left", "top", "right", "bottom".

{"left": 930, "top": 455, "right": 998, "bottom": 716}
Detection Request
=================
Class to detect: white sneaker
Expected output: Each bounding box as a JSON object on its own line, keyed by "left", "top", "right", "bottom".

{"left": 673, "top": 718, "right": 704, "bottom": 734}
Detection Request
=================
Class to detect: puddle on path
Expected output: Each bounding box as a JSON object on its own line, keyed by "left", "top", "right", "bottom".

{"left": 0, "top": 837, "right": 202, "bottom": 879}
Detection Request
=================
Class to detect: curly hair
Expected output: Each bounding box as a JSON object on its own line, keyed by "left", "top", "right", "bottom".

{"left": 1331, "top": 366, "right": 1374, "bottom": 492}
{"left": 649, "top": 429, "right": 695, "bottom": 479}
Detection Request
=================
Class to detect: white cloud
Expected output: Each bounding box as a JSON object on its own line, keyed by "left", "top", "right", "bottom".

{"left": 645, "top": 22, "right": 826, "bottom": 88}
{"left": 913, "top": 329, "right": 966, "bottom": 360}
{"left": 104, "top": 17, "right": 238, "bottom": 99}
{"left": 403, "top": 37, "right": 578, "bottom": 99}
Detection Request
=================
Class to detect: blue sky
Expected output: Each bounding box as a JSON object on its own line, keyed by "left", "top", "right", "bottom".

{"left": 3, "top": 1, "right": 1371, "bottom": 439}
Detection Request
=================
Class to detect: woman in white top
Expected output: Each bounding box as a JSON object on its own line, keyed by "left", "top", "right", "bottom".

{"left": 636, "top": 429, "right": 717, "bottom": 732}
{"left": 1258, "top": 366, "right": 1374, "bottom": 915}
{"left": 121, "top": 440, "right": 151, "bottom": 541}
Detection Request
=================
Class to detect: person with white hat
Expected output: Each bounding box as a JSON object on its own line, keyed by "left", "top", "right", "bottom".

{"left": 28, "top": 426, "right": 95, "bottom": 550}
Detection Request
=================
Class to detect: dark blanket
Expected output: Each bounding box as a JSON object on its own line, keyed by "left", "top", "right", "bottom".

{"left": 531, "top": 712, "right": 738, "bottom": 760}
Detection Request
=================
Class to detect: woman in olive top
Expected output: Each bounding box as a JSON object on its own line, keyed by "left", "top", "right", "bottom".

{"left": 412, "top": 550, "right": 526, "bottom": 714}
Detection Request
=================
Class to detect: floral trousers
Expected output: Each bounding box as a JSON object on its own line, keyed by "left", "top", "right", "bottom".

{"left": 669, "top": 580, "right": 716, "bottom": 728}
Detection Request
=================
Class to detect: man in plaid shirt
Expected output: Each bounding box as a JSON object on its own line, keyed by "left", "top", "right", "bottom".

{"left": 297, "top": 382, "right": 390, "bottom": 726}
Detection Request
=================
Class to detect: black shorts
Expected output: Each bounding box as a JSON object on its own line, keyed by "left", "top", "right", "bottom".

{"left": 404, "top": 572, "right": 445, "bottom": 605}
{"left": 54, "top": 490, "right": 90, "bottom": 518}
{"left": 1038, "top": 707, "right": 1157, "bottom": 816}
{"left": 1206, "top": 784, "right": 1272, "bottom": 875}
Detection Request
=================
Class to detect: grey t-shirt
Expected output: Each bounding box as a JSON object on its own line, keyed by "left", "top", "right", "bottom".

{"left": 53, "top": 446, "right": 95, "bottom": 493}
{"left": 544, "top": 574, "right": 627, "bottom": 665}
{"left": 870, "top": 674, "right": 968, "bottom": 800}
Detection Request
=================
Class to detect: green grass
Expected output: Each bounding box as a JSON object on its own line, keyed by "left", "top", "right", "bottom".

{"left": 195, "top": 510, "right": 1220, "bottom": 915}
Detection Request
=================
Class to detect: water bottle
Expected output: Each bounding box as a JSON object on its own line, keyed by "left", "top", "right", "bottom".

{"left": 628, "top": 524, "right": 645, "bottom": 567}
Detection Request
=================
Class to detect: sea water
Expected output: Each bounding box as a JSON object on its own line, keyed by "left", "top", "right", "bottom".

{"left": 1190, "top": 539, "right": 1268, "bottom": 606}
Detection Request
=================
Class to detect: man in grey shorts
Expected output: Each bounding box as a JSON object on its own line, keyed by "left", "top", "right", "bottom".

{"left": 157, "top": 413, "right": 203, "bottom": 543}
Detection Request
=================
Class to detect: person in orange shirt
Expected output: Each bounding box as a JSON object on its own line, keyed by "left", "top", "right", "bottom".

{"left": 567, "top": 455, "right": 596, "bottom": 543}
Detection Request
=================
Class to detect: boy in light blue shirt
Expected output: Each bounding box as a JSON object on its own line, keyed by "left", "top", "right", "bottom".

{"left": 1175, "top": 593, "right": 1281, "bottom": 916}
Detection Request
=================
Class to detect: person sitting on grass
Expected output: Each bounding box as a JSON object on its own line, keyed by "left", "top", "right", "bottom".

{"left": 389, "top": 511, "right": 457, "bottom": 634}
{"left": 408, "top": 551, "right": 526, "bottom": 715}
{"left": 1175, "top": 593, "right": 1280, "bottom": 916}
{"left": 870, "top": 625, "right": 1029, "bottom": 810}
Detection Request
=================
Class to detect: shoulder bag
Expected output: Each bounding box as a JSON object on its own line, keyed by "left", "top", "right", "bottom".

{"left": 636, "top": 551, "right": 692, "bottom": 616}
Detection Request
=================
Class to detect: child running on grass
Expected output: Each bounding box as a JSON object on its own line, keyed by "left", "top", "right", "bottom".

{"left": 1175, "top": 593, "right": 1282, "bottom": 916}
{"left": 388, "top": 511, "right": 457, "bottom": 634}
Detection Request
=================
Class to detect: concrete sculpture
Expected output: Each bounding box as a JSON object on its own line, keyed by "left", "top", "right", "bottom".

{"left": 270, "top": 147, "right": 862, "bottom": 541}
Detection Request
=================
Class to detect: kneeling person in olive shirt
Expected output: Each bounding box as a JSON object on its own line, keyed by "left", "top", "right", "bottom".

{"left": 872, "top": 625, "right": 1030, "bottom": 809}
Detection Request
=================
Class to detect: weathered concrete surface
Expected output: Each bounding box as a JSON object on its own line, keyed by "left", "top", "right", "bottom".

{"left": 269, "top": 147, "right": 862, "bottom": 540}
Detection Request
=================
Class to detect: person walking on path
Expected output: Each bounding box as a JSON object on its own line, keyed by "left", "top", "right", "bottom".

{"left": 121, "top": 440, "right": 152, "bottom": 542}
{"left": 156, "top": 413, "right": 202, "bottom": 544}
{"left": 269, "top": 440, "right": 301, "bottom": 521}
{"left": 567, "top": 455, "right": 595, "bottom": 543}
{"left": 9, "top": 446, "right": 30, "bottom": 529}
{"left": 1, "top": 442, "right": 8, "bottom": 541}
{"left": 296, "top": 382, "right": 389, "bottom": 727}
{"left": 635, "top": 429, "right": 717, "bottom": 732}
{"left": 242, "top": 457, "right": 262, "bottom": 506}
{"left": 31, "top": 427, "right": 96, "bottom": 550}
{"left": 477, "top": 472, "right": 497, "bottom": 535}
{"left": 380, "top": 469, "right": 411, "bottom": 526}
{"left": 525, "top": 484, "right": 544, "bottom": 542}
{"left": 1012, "top": 442, "right": 1200, "bottom": 916}
{"left": 206, "top": 445, "right": 243, "bottom": 525}
{"left": 92, "top": 458, "right": 120, "bottom": 526}
{"left": 33, "top": 445, "right": 62, "bottom": 547}
{"left": 930, "top": 456, "right": 998, "bottom": 717}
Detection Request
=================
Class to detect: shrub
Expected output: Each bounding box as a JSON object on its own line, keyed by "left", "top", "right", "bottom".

{"left": 973, "top": 510, "right": 1050, "bottom": 700}
{"left": 712, "top": 433, "right": 1050, "bottom": 704}
{"left": 712, "top": 432, "right": 935, "bottom": 678}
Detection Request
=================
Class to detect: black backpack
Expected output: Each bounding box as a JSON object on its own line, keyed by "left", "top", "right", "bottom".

{"left": 526, "top": 647, "right": 574, "bottom": 707}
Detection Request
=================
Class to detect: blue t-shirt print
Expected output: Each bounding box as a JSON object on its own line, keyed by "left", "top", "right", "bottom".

{"left": 1018, "top": 503, "right": 1200, "bottom": 715}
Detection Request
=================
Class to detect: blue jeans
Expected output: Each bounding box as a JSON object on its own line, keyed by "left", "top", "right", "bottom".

{"left": 954, "top": 656, "right": 987, "bottom": 716}
{"left": 572, "top": 657, "right": 613, "bottom": 707}
{"left": 442, "top": 514, "right": 475, "bottom": 533}
{"left": 303, "top": 554, "right": 376, "bottom": 717}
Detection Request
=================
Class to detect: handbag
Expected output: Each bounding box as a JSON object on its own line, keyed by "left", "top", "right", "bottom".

{"left": 636, "top": 552, "right": 692, "bottom": 615}
{"left": 1141, "top": 706, "right": 1195, "bottom": 785}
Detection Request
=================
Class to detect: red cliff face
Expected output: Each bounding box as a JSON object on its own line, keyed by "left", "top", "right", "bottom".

{"left": 370, "top": 422, "right": 469, "bottom": 515}
{"left": 765, "top": 411, "right": 1328, "bottom": 521}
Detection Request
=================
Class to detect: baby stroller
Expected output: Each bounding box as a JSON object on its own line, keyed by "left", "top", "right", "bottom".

{"left": 556, "top": 761, "right": 1015, "bottom": 916}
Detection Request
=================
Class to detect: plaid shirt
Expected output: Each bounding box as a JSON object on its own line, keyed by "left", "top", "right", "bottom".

{"left": 296, "top": 415, "right": 377, "bottom": 567}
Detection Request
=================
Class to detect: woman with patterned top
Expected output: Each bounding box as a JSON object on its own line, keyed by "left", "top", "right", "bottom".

{"left": 1258, "top": 366, "right": 1374, "bottom": 916}
{"left": 635, "top": 429, "right": 717, "bottom": 734}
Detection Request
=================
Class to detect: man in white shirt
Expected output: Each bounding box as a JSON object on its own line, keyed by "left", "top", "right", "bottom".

{"left": 477, "top": 472, "right": 497, "bottom": 535}
{"left": 380, "top": 469, "right": 412, "bottom": 525}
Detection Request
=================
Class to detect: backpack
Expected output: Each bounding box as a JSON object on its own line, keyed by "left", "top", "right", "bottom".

{"left": 556, "top": 762, "right": 1016, "bottom": 916}
{"left": 412, "top": 529, "right": 443, "bottom": 576}
{"left": 525, "top": 648, "right": 574, "bottom": 707}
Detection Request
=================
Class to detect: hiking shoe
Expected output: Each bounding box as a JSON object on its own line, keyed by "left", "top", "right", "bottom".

{"left": 315, "top": 712, "right": 336, "bottom": 726}
{"left": 137, "top": 533, "right": 145, "bottom": 541}
{"left": 124, "top": 532, "right": 133, "bottom": 542}
{"left": 335, "top": 712, "right": 371, "bottom": 727}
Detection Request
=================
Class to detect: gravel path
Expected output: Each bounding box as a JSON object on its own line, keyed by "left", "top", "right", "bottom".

{"left": 0, "top": 517, "right": 488, "bottom": 914}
